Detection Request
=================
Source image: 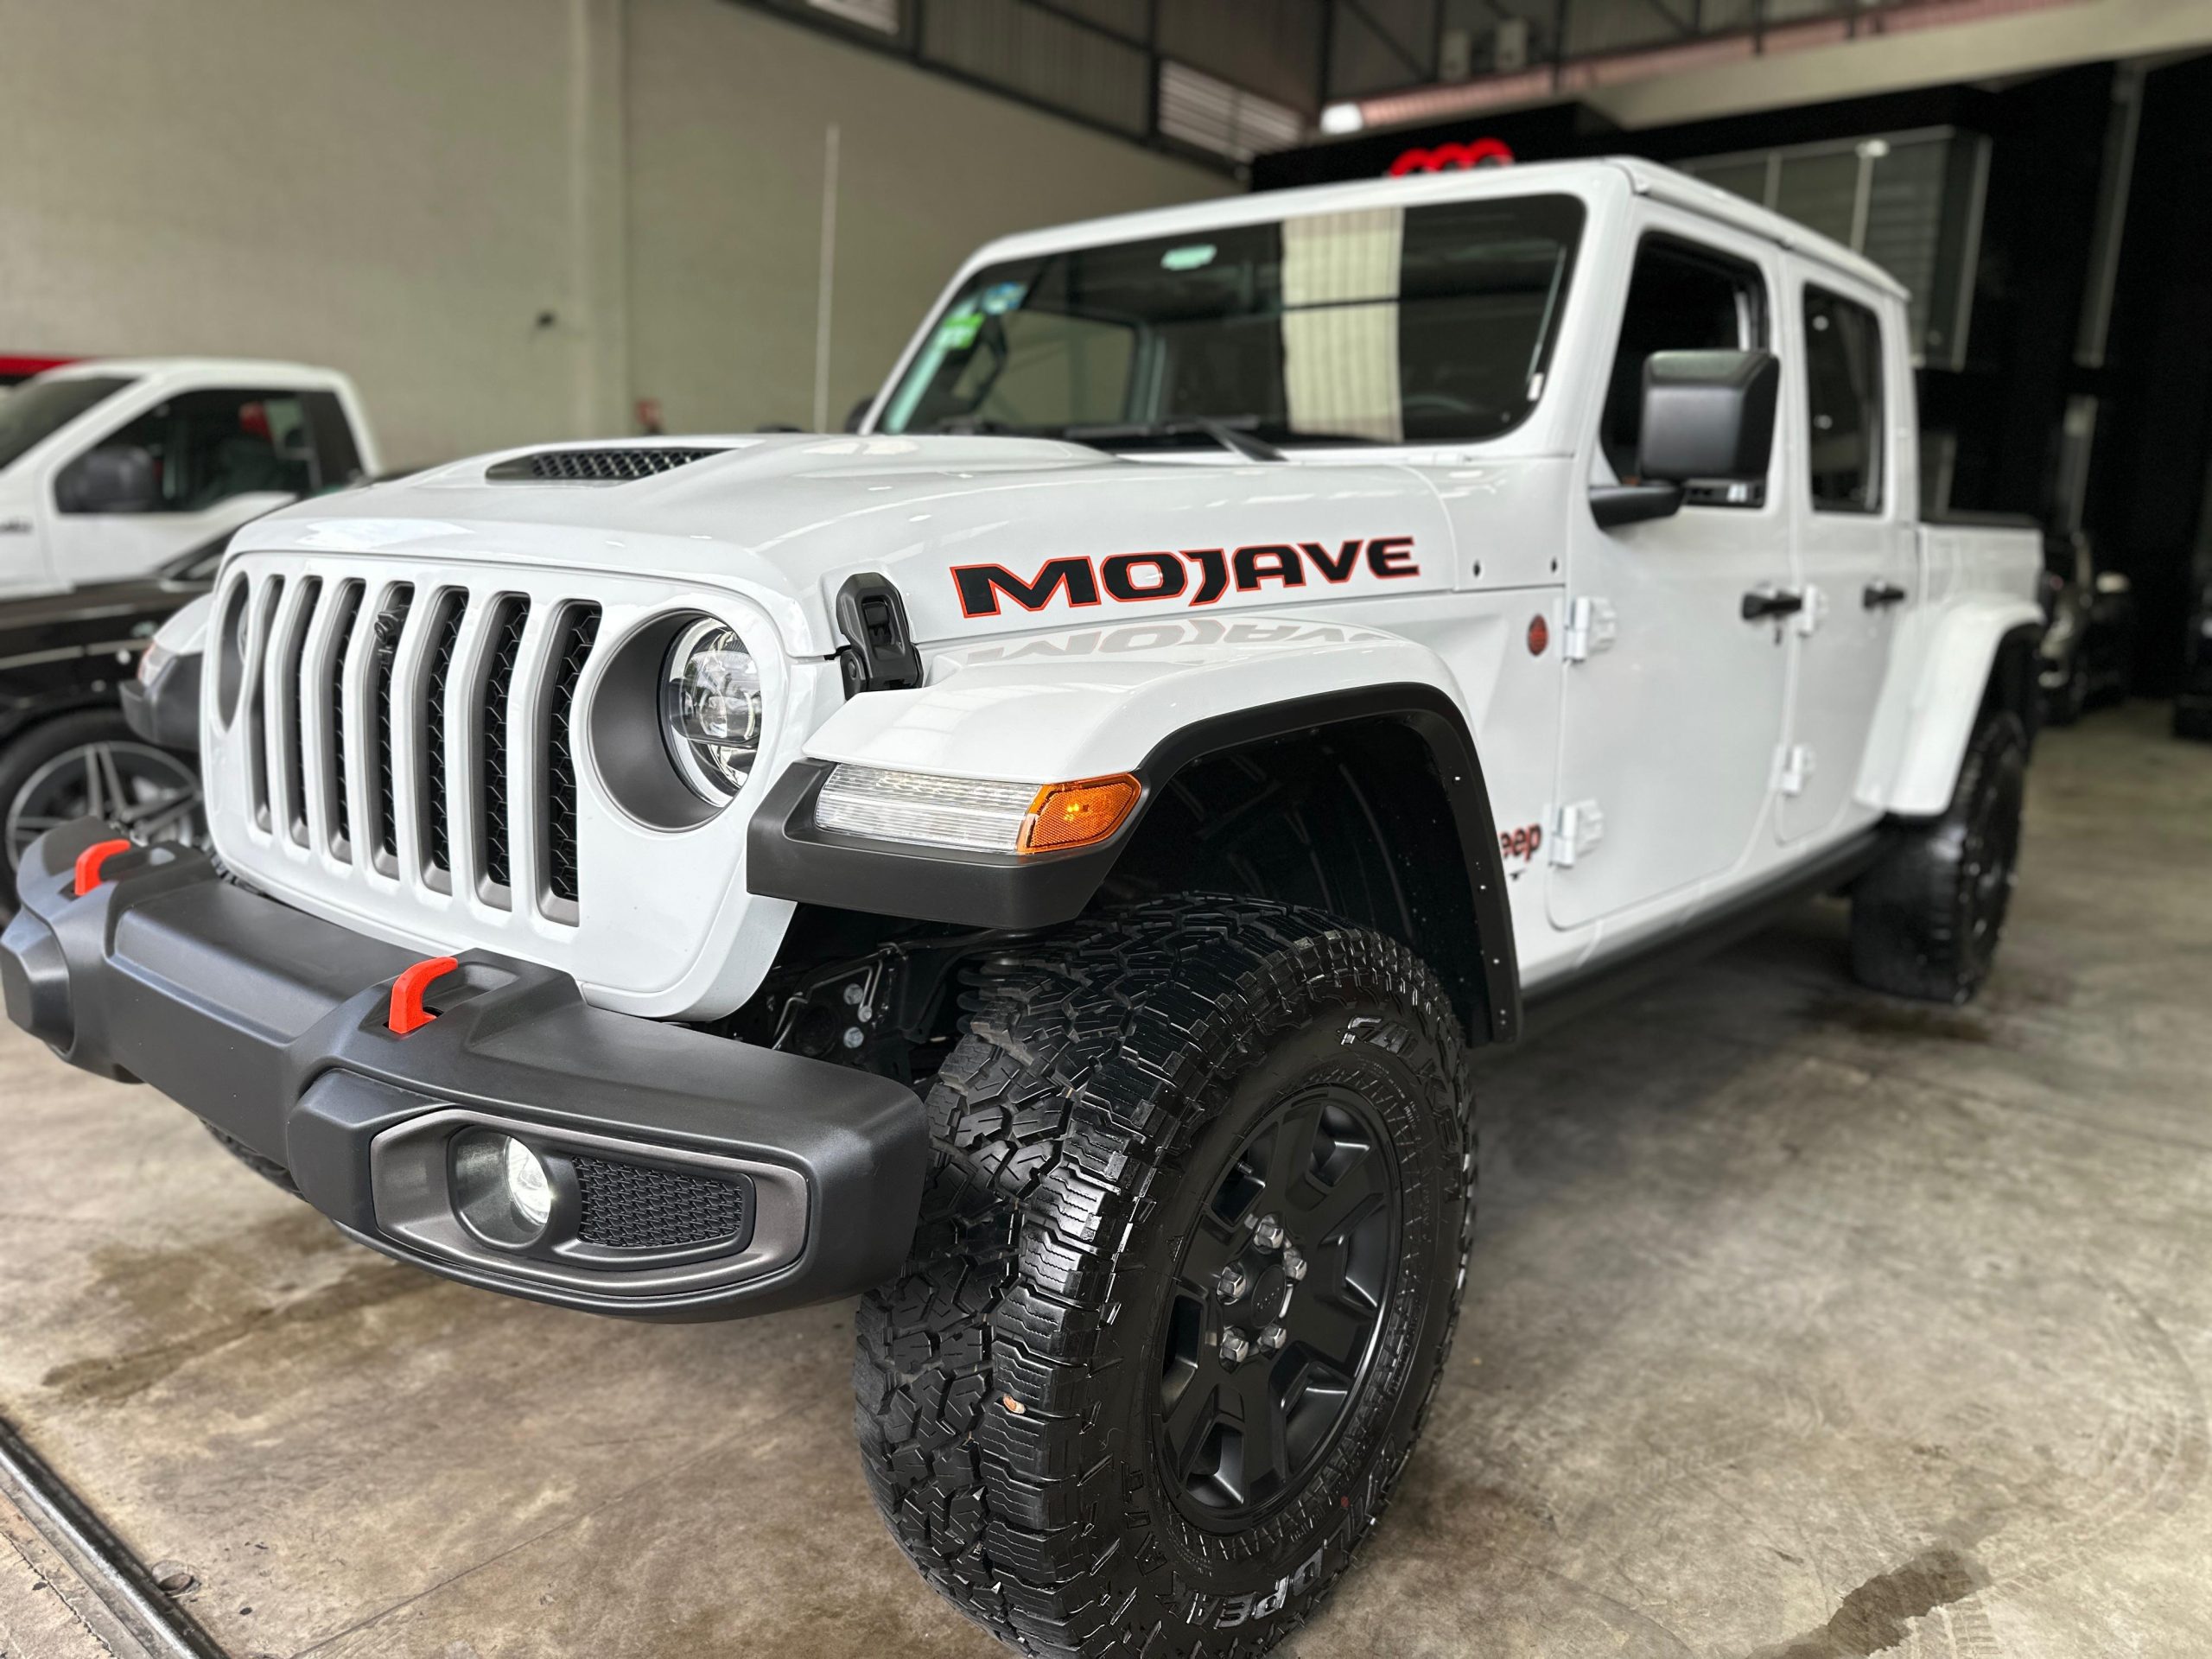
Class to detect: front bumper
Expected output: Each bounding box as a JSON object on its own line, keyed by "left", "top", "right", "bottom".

{"left": 1, "top": 819, "right": 927, "bottom": 1321}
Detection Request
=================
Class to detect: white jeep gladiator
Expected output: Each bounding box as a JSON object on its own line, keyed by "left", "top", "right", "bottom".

{"left": 3, "top": 160, "right": 2041, "bottom": 1656}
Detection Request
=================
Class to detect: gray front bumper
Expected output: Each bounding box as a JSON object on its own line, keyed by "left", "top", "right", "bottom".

{"left": 2, "top": 818, "right": 926, "bottom": 1321}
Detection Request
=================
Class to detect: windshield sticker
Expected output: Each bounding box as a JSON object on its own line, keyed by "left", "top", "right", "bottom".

{"left": 935, "top": 310, "right": 985, "bottom": 351}
{"left": 952, "top": 537, "right": 1421, "bottom": 619}
{"left": 979, "top": 281, "right": 1028, "bottom": 315}
{"left": 1160, "top": 243, "right": 1218, "bottom": 272}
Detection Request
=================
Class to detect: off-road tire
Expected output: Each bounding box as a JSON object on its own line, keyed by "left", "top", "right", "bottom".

{"left": 1851, "top": 708, "right": 2027, "bottom": 1004}
{"left": 201, "top": 1125, "right": 300, "bottom": 1194}
{"left": 855, "top": 897, "right": 1475, "bottom": 1658}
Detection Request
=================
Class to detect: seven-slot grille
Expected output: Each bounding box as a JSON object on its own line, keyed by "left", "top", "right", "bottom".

{"left": 235, "top": 574, "right": 602, "bottom": 921}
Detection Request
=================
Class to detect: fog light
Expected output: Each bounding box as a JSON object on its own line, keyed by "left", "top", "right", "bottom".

{"left": 451, "top": 1129, "right": 564, "bottom": 1249}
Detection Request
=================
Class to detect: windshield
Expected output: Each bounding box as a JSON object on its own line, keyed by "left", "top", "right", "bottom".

{"left": 880, "top": 194, "right": 1584, "bottom": 449}
{"left": 0, "top": 375, "right": 135, "bottom": 472}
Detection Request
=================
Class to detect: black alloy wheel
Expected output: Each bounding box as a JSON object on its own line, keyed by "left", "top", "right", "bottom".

{"left": 1156, "top": 1084, "right": 1399, "bottom": 1528}
{"left": 6, "top": 737, "right": 202, "bottom": 868}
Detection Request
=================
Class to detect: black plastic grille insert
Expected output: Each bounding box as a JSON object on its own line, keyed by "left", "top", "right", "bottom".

{"left": 486, "top": 448, "right": 723, "bottom": 483}
{"left": 573, "top": 1157, "right": 750, "bottom": 1251}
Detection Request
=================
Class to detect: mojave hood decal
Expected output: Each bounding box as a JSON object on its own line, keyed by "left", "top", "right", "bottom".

{"left": 952, "top": 537, "right": 1422, "bottom": 619}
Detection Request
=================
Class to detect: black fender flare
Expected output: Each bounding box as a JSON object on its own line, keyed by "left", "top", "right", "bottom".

{"left": 747, "top": 682, "right": 1522, "bottom": 1043}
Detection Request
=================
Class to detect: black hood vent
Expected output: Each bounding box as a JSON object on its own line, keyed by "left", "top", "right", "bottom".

{"left": 486, "top": 447, "right": 725, "bottom": 483}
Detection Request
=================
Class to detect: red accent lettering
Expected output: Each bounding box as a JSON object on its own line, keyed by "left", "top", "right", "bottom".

{"left": 1184, "top": 548, "right": 1230, "bottom": 606}
{"left": 1299, "top": 540, "right": 1363, "bottom": 582}
{"left": 1365, "top": 536, "right": 1421, "bottom": 579}
{"left": 1232, "top": 544, "right": 1305, "bottom": 590}
{"left": 1101, "top": 551, "right": 1187, "bottom": 601}
{"left": 953, "top": 557, "right": 1101, "bottom": 618}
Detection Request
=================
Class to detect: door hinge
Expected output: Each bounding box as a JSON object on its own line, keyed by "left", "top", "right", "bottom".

{"left": 1778, "top": 743, "right": 1816, "bottom": 797}
{"left": 1561, "top": 596, "right": 1618, "bottom": 664}
{"left": 1794, "top": 583, "right": 1827, "bottom": 638}
{"left": 1550, "top": 799, "right": 1605, "bottom": 867}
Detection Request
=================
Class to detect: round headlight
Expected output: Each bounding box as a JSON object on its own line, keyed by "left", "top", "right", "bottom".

{"left": 660, "top": 619, "right": 763, "bottom": 804}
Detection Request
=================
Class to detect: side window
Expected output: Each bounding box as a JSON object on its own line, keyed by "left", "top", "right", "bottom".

{"left": 299, "top": 389, "right": 366, "bottom": 492}
{"left": 1601, "top": 235, "right": 1769, "bottom": 504}
{"left": 60, "top": 388, "right": 314, "bottom": 515}
{"left": 1802, "top": 287, "right": 1885, "bottom": 512}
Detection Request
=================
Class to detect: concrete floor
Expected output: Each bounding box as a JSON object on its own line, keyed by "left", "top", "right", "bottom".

{"left": 2, "top": 701, "right": 2209, "bottom": 1659}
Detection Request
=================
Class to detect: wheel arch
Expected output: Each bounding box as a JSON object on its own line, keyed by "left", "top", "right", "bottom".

{"left": 1096, "top": 686, "right": 1520, "bottom": 1045}
{"left": 1861, "top": 599, "right": 2044, "bottom": 819}
{"left": 749, "top": 662, "right": 1522, "bottom": 1046}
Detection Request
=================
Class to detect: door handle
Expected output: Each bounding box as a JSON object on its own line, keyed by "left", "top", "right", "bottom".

{"left": 1862, "top": 582, "right": 1909, "bottom": 610}
{"left": 1740, "top": 588, "right": 1805, "bottom": 622}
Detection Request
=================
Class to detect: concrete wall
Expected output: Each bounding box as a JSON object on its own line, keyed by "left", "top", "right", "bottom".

{"left": 0, "top": 0, "right": 1227, "bottom": 467}
{"left": 626, "top": 0, "right": 1230, "bottom": 435}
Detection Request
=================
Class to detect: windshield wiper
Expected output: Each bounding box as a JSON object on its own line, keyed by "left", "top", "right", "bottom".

{"left": 1059, "top": 417, "right": 1286, "bottom": 464}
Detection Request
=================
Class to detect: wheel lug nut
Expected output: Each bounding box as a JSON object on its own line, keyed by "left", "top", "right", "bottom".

{"left": 1257, "top": 1324, "right": 1287, "bottom": 1354}
{"left": 1219, "top": 1329, "right": 1253, "bottom": 1365}
{"left": 1251, "top": 1214, "right": 1287, "bottom": 1252}
{"left": 1215, "top": 1266, "right": 1251, "bottom": 1302}
{"left": 1281, "top": 1247, "right": 1307, "bottom": 1282}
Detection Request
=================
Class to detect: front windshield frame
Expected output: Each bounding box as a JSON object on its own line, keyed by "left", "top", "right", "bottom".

{"left": 877, "top": 192, "right": 1586, "bottom": 451}
{"left": 0, "top": 374, "right": 137, "bottom": 473}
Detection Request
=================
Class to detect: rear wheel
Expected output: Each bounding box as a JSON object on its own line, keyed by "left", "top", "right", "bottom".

{"left": 1851, "top": 708, "right": 2027, "bottom": 1004}
{"left": 0, "top": 710, "right": 203, "bottom": 917}
{"left": 855, "top": 898, "right": 1474, "bottom": 1656}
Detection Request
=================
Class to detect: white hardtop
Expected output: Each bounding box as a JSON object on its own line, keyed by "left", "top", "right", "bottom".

{"left": 38, "top": 356, "right": 360, "bottom": 389}
{"left": 961, "top": 156, "right": 1905, "bottom": 303}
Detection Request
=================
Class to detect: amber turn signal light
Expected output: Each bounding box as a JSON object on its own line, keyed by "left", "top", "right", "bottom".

{"left": 1019, "top": 774, "right": 1141, "bottom": 854}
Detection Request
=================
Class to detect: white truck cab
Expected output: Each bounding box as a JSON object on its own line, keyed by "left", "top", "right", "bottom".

{"left": 0, "top": 358, "right": 378, "bottom": 599}
{"left": 4, "top": 160, "right": 2043, "bottom": 1659}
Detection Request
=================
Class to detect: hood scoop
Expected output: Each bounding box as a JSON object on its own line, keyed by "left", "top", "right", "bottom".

{"left": 486, "top": 447, "right": 727, "bottom": 484}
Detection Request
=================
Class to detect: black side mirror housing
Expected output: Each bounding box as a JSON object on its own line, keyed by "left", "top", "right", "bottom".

{"left": 1638, "top": 349, "right": 1779, "bottom": 484}
{"left": 1588, "top": 349, "right": 1778, "bottom": 531}
{"left": 56, "top": 444, "right": 161, "bottom": 514}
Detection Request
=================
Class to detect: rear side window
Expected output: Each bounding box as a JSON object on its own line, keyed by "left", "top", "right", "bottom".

{"left": 1803, "top": 286, "right": 1885, "bottom": 512}
{"left": 59, "top": 387, "right": 315, "bottom": 514}
{"left": 1601, "top": 235, "right": 1769, "bottom": 504}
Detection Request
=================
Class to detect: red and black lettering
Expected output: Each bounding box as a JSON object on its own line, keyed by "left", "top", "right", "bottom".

{"left": 1300, "top": 539, "right": 1363, "bottom": 582}
{"left": 1233, "top": 544, "right": 1305, "bottom": 589}
{"left": 953, "top": 556, "right": 1102, "bottom": 618}
{"left": 1366, "top": 535, "right": 1420, "bottom": 579}
{"left": 951, "top": 536, "right": 1421, "bottom": 619}
{"left": 1184, "top": 548, "right": 1230, "bottom": 606}
{"left": 1101, "top": 551, "right": 1186, "bottom": 601}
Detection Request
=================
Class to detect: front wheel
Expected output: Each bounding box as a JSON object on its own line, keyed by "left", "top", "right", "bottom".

{"left": 855, "top": 899, "right": 1474, "bottom": 1656}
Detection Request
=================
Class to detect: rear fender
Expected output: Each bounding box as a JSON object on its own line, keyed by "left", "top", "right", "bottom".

{"left": 1859, "top": 596, "right": 2044, "bottom": 817}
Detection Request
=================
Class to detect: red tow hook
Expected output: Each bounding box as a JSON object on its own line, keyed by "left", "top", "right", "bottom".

{"left": 72, "top": 838, "right": 135, "bottom": 898}
{"left": 388, "top": 956, "right": 461, "bottom": 1036}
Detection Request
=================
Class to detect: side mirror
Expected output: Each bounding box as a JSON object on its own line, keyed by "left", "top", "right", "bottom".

{"left": 843, "top": 396, "right": 874, "bottom": 434}
{"left": 1591, "top": 349, "right": 1779, "bottom": 530}
{"left": 55, "top": 444, "right": 161, "bottom": 514}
